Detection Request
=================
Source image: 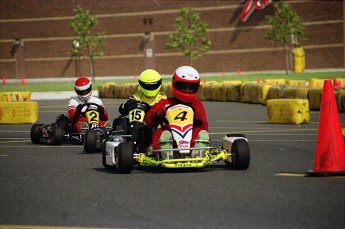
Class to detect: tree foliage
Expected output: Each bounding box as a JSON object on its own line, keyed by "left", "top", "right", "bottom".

{"left": 70, "top": 5, "right": 105, "bottom": 80}
{"left": 165, "top": 7, "right": 211, "bottom": 66}
{"left": 265, "top": 1, "right": 305, "bottom": 74}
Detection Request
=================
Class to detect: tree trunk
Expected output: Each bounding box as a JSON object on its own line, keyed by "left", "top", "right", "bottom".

{"left": 289, "top": 44, "right": 294, "bottom": 73}
{"left": 284, "top": 43, "right": 289, "bottom": 75}
{"left": 88, "top": 47, "right": 95, "bottom": 81}
{"left": 190, "top": 53, "right": 193, "bottom": 66}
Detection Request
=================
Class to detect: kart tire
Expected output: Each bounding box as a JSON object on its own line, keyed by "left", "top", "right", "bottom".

{"left": 84, "top": 130, "right": 98, "bottom": 153}
{"left": 116, "top": 142, "right": 133, "bottom": 174}
{"left": 30, "top": 124, "right": 43, "bottom": 144}
{"left": 230, "top": 139, "right": 250, "bottom": 170}
{"left": 53, "top": 126, "right": 64, "bottom": 145}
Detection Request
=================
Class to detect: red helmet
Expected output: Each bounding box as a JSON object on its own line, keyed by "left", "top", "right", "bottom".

{"left": 74, "top": 77, "right": 92, "bottom": 102}
{"left": 172, "top": 66, "right": 200, "bottom": 103}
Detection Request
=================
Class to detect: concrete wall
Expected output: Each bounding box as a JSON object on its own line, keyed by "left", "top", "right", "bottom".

{"left": 0, "top": 0, "right": 344, "bottom": 79}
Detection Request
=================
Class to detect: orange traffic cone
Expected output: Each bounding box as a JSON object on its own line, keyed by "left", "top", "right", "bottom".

{"left": 306, "top": 80, "right": 345, "bottom": 176}
{"left": 237, "top": 68, "right": 241, "bottom": 75}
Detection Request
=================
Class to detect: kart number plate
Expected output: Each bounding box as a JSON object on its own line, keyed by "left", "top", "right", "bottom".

{"left": 129, "top": 108, "right": 145, "bottom": 123}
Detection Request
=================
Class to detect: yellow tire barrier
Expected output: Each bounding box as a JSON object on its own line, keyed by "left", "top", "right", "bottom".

{"left": 309, "top": 78, "right": 327, "bottom": 88}
{"left": 241, "top": 83, "right": 271, "bottom": 104}
{"left": 336, "top": 89, "right": 345, "bottom": 112}
{"left": 0, "top": 101, "right": 38, "bottom": 124}
{"left": 267, "top": 99, "right": 310, "bottom": 124}
{"left": 0, "top": 91, "right": 31, "bottom": 102}
{"left": 161, "top": 83, "right": 172, "bottom": 98}
{"left": 97, "top": 79, "right": 345, "bottom": 113}
{"left": 282, "top": 86, "right": 309, "bottom": 100}
{"left": 286, "top": 80, "right": 307, "bottom": 87}
{"left": 263, "top": 79, "right": 287, "bottom": 85}
{"left": 222, "top": 82, "right": 242, "bottom": 102}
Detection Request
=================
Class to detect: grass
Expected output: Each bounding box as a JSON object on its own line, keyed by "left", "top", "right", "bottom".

{"left": 1, "top": 71, "right": 344, "bottom": 92}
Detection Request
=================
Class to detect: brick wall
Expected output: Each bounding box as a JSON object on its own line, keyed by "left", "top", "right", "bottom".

{"left": 0, "top": 0, "right": 344, "bottom": 79}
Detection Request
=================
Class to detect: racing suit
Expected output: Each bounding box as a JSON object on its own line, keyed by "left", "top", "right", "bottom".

{"left": 68, "top": 96, "right": 109, "bottom": 133}
{"left": 113, "top": 90, "right": 167, "bottom": 134}
{"left": 144, "top": 97, "right": 209, "bottom": 150}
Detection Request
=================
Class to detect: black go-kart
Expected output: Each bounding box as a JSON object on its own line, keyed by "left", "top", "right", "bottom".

{"left": 30, "top": 103, "right": 112, "bottom": 153}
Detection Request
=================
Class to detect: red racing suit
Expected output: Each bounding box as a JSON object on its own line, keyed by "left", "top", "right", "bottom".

{"left": 68, "top": 96, "right": 109, "bottom": 132}
{"left": 144, "top": 97, "right": 208, "bottom": 150}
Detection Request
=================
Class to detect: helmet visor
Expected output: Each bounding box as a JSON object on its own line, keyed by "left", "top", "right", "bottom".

{"left": 176, "top": 82, "right": 199, "bottom": 94}
{"left": 139, "top": 79, "right": 162, "bottom": 91}
{"left": 75, "top": 86, "right": 92, "bottom": 95}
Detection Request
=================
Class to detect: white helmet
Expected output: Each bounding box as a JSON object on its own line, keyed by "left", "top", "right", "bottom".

{"left": 74, "top": 77, "right": 92, "bottom": 102}
{"left": 172, "top": 66, "right": 200, "bottom": 103}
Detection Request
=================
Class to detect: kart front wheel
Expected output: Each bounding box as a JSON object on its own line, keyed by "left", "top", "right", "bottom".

{"left": 116, "top": 142, "right": 133, "bottom": 174}
{"left": 53, "top": 126, "right": 64, "bottom": 145}
{"left": 230, "top": 139, "right": 250, "bottom": 170}
{"left": 84, "top": 130, "right": 98, "bottom": 153}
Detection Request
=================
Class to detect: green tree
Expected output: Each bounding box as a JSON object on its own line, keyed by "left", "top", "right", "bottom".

{"left": 165, "top": 7, "right": 211, "bottom": 66}
{"left": 70, "top": 5, "right": 105, "bottom": 81}
{"left": 265, "top": 1, "right": 305, "bottom": 74}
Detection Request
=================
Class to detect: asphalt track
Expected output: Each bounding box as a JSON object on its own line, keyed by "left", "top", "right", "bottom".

{"left": 0, "top": 98, "right": 344, "bottom": 229}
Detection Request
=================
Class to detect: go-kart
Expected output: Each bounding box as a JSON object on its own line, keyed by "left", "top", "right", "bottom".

{"left": 30, "top": 103, "right": 112, "bottom": 152}
{"left": 30, "top": 114, "right": 75, "bottom": 145}
{"left": 102, "top": 100, "right": 151, "bottom": 168}
{"left": 103, "top": 103, "right": 250, "bottom": 173}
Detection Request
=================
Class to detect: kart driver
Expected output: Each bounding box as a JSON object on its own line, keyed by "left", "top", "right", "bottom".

{"left": 144, "top": 66, "right": 209, "bottom": 156}
{"left": 68, "top": 77, "right": 110, "bottom": 133}
{"left": 113, "top": 69, "right": 167, "bottom": 132}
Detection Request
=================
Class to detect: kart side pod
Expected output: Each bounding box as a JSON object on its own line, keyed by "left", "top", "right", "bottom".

{"left": 222, "top": 134, "right": 250, "bottom": 170}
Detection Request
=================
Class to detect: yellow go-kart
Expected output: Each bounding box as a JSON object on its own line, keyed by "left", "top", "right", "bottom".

{"left": 103, "top": 103, "right": 250, "bottom": 174}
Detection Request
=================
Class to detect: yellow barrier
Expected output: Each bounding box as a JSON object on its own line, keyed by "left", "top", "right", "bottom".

{"left": 161, "top": 83, "right": 172, "bottom": 98}
{"left": 222, "top": 82, "right": 242, "bottom": 102}
{"left": 241, "top": 83, "right": 271, "bottom": 104}
{"left": 266, "top": 84, "right": 288, "bottom": 100}
{"left": 0, "top": 91, "right": 31, "bottom": 102}
{"left": 286, "top": 80, "right": 307, "bottom": 87}
{"left": 267, "top": 99, "right": 309, "bottom": 124}
{"left": 264, "top": 79, "right": 287, "bottom": 85}
{"left": 282, "top": 86, "right": 309, "bottom": 99}
{"left": 0, "top": 102, "right": 38, "bottom": 124}
{"left": 309, "top": 78, "right": 327, "bottom": 88}
{"left": 97, "top": 80, "right": 345, "bottom": 112}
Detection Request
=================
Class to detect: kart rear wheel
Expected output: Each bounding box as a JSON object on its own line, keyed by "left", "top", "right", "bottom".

{"left": 116, "top": 142, "right": 133, "bottom": 174}
{"left": 84, "top": 130, "right": 98, "bottom": 153}
{"left": 230, "top": 139, "right": 250, "bottom": 170}
{"left": 30, "top": 124, "right": 43, "bottom": 144}
{"left": 53, "top": 126, "right": 64, "bottom": 145}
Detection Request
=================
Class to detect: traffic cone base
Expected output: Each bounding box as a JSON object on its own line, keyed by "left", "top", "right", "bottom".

{"left": 306, "top": 169, "right": 345, "bottom": 177}
{"left": 306, "top": 79, "right": 345, "bottom": 177}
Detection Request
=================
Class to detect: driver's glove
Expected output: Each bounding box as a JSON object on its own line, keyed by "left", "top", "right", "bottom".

{"left": 76, "top": 104, "right": 88, "bottom": 113}
{"left": 76, "top": 104, "right": 84, "bottom": 113}
{"left": 99, "top": 106, "right": 105, "bottom": 114}
{"left": 154, "top": 106, "right": 166, "bottom": 122}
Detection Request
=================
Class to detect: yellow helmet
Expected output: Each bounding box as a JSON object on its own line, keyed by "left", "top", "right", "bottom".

{"left": 138, "top": 69, "right": 162, "bottom": 97}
